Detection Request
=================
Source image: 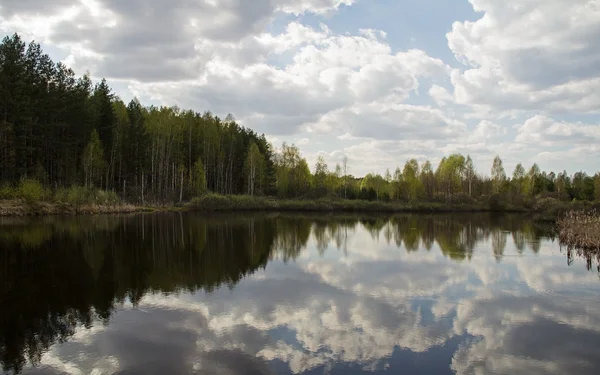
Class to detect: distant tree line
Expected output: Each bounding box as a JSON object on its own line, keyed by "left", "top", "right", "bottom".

{"left": 332, "top": 154, "right": 600, "bottom": 205}
{"left": 1, "top": 33, "right": 599, "bottom": 204}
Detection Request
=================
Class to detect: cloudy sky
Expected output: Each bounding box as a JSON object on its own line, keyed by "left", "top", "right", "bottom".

{"left": 1, "top": 0, "right": 599, "bottom": 176}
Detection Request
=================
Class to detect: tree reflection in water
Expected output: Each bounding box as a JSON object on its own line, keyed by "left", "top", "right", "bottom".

{"left": 0, "top": 213, "right": 586, "bottom": 374}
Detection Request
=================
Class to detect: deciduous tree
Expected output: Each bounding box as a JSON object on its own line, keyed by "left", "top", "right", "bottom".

{"left": 491, "top": 156, "right": 506, "bottom": 193}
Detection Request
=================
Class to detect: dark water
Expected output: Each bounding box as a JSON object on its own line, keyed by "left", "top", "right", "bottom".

{"left": 0, "top": 213, "right": 599, "bottom": 375}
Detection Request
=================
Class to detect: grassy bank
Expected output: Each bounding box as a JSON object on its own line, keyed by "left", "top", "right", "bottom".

{"left": 557, "top": 210, "right": 600, "bottom": 250}
{"left": 185, "top": 194, "right": 502, "bottom": 213}
{"left": 185, "top": 194, "right": 600, "bottom": 224}
{"left": 0, "top": 199, "right": 150, "bottom": 216}
{"left": 2, "top": 191, "right": 599, "bottom": 218}
{"left": 0, "top": 180, "right": 157, "bottom": 216}
{"left": 186, "top": 193, "right": 595, "bottom": 214}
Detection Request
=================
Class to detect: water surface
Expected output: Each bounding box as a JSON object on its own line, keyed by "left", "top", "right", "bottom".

{"left": 1, "top": 213, "right": 599, "bottom": 375}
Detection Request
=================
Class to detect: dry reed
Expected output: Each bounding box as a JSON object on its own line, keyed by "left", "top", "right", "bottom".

{"left": 557, "top": 210, "right": 600, "bottom": 251}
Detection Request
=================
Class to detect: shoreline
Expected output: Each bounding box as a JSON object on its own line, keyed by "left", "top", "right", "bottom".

{"left": 3, "top": 194, "right": 594, "bottom": 219}
{"left": 0, "top": 200, "right": 153, "bottom": 217}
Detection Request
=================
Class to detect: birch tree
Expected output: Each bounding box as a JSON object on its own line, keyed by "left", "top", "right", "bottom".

{"left": 245, "top": 142, "right": 264, "bottom": 196}
{"left": 491, "top": 156, "right": 506, "bottom": 193}
{"left": 463, "top": 156, "right": 476, "bottom": 196}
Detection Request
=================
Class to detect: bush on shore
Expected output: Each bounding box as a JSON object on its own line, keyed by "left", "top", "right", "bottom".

{"left": 0, "top": 183, "right": 16, "bottom": 200}
{"left": 18, "top": 179, "right": 51, "bottom": 202}
{"left": 0, "top": 179, "right": 52, "bottom": 202}
{"left": 55, "top": 185, "right": 120, "bottom": 207}
{"left": 0, "top": 180, "right": 120, "bottom": 207}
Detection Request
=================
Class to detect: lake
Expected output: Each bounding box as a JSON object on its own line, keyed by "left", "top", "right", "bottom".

{"left": 1, "top": 213, "right": 599, "bottom": 375}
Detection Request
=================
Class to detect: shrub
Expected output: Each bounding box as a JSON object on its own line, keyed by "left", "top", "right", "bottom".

{"left": 517, "top": 196, "right": 536, "bottom": 210}
{"left": 451, "top": 192, "right": 476, "bottom": 204}
{"left": 66, "top": 185, "right": 91, "bottom": 207}
{"left": 94, "top": 189, "right": 120, "bottom": 206}
{"left": 17, "top": 179, "right": 49, "bottom": 202}
{"left": 190, "top": 193, "right": 232, "bottom": 210}
{"left": 302, "top": 187, "right": 329, "bottom": 200}
{"left": 488, "top": 193, "right": 504, "bottom": 211}
{"left": 431, "top": 192, "right": 448, "bottom": 203}
{"left": 189, "top": 193, "right": 279, "bottom": 211}
{"left": 533, "top": 197, "right": 559, "bottom": 212}
{"left": 0, "top": 183, "right": 16, "bottom": 200}
{"left": 431, "top": 192, "right": 475, "bottom": 205}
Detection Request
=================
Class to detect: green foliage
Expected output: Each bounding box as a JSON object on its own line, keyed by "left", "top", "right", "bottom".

{"left": 190, "top": 157, "right": 207, "bottom": 197}
{"left": 488, "top": 193, "right": 505, "bottom": 211}
{"left": 533, "top": 197, "right": 560, "bottom": 212}
{"left": 275, "top": 143, "right": 312, "bottom": 198}
{"left": 187, "top": 194, "right": 491, "bottom": 213}
{"left": 0, "top": 33, "right": 599, "bottom": 211}
{"left": 313, "top": 156, "right": 329, "bottom": 191}
{"left": 83, "top": 129, "right": 105, "bottom": 188}
{"left": 54, "top": 185, "right": 119, "bottom": 206}
{"left": 0, "top": 183, "right": 16, "bottom": 200}
{"left": 0, "top": 33, "right": 277, "bottom": 203}
{"left": 512, "top": 163, "right": 526, "bottom": 194}
{"left": 94, "top": 189, "right": 120, "bottom": 206}
{"left": 402, "top": 159, "right": 423, "bottom": 201}
{"left": 244, "top": 142, "right": 265, "bottom": 196}
{"left": 569, "top": 171, "right": 595, "bottom": 201}
{"left": 53, "top": 187, "right": 69, "bottom": 203}
{"left": 491, "top": 156, "right": 506, "bottom": 193}
{"left": 595, "top": 174, "right": 600, "bottom": 201}
{"left": 462, "top": 156, "right": 475, "bottom": 196}
{"left": 513, "top": 163, "right": 526, "bottom": 180}
{"left": 436, "top": 154, "right": 465, "bottom": 201}
{"left": 17, "top": 179, "right": 49, "bottom": 202}
{"left": 190, "top": 193, "right": 276, "bottom": 211}
{"left": 66, "top": 185, "right": 91, "bottom": 206}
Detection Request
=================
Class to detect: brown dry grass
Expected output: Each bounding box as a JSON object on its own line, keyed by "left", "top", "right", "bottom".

{"left": 557, "top": 210, "right": 600, "bottom": 251}
{"left": 0, "top": 199, "right": 143, "bottom": 216}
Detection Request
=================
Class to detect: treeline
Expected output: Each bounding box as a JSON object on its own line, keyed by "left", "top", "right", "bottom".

{"left": 327, "top": 155, "right": 600, "bottom": 205}
{"left": 1, "top": 33, "right": 599, "bottom": 205}
{"left": 274, "top": 149, "right": 600, "bottom": 207}
{"left": 0, "top": 34, "right": 276, "bottom": 203}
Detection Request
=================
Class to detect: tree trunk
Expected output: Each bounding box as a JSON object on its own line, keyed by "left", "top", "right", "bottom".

{"left": 179, "top": 168, "right": 184, "bottom": 202}
{"left": 141, "top": 170, "right": 145, "bottom": 204}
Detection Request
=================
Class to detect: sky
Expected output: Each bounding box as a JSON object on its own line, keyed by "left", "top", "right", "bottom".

{"left": 1, "top": 0, "right": 599, "bottom": 177}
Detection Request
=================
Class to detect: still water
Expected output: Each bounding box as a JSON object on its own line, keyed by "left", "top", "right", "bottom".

{"left": 1, "top": 213, "right": 599, "bottom": 375}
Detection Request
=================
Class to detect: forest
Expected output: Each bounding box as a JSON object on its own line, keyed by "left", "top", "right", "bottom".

{"left": 1, "top": 33, "right": 599, "bottom": 206}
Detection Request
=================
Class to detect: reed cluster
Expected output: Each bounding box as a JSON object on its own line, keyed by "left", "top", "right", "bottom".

{"left": 557, "top": 210, "right": 600, "bottom": 251}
